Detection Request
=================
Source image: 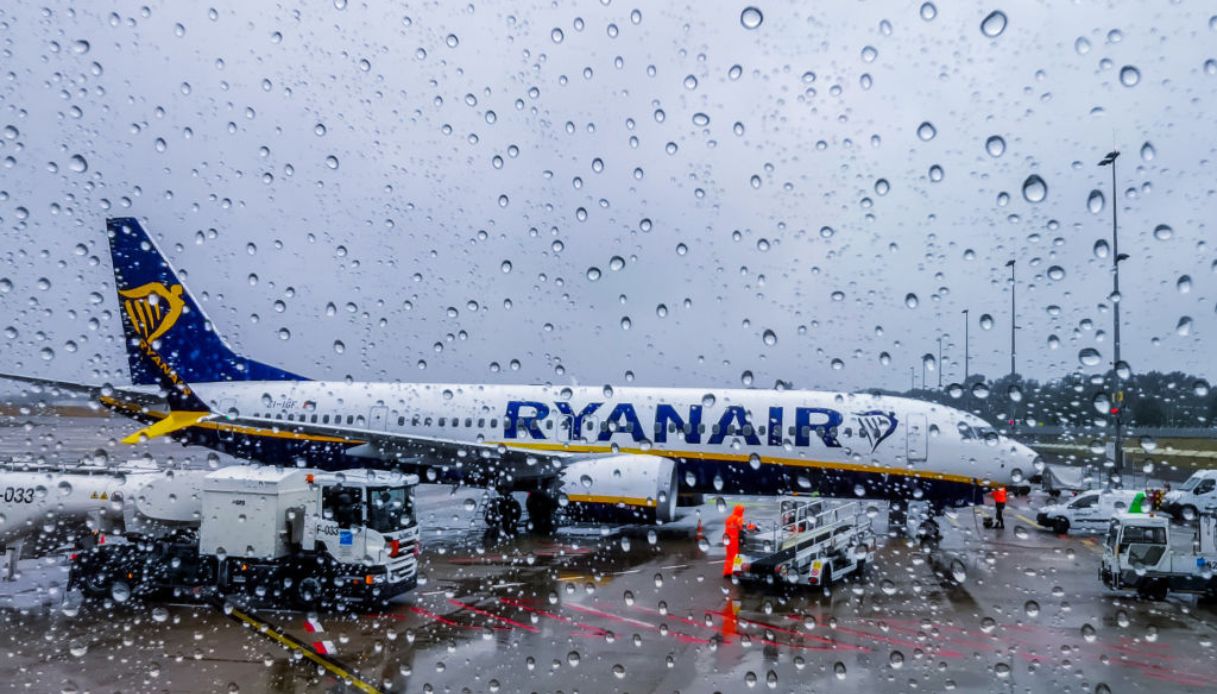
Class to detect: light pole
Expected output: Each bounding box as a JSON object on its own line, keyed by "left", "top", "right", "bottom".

{"left": 937, "top": 336, "right": 943, "bottom": 389}
{"left": 1005, "top": 259, "right": 1016, "bottom": 379}
{"left": 910, "top": 366, "right": 915, "bottom": 391}
{"left": 962, "top": 309, "right": 970, "bottom": 384}
{"left": 1099, "top": 150, "right": 1125, "bottom": 479}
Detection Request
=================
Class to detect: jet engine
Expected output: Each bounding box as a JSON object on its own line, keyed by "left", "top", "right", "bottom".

{"left": 558, "top": 454, "right": 679, "bottom": 523}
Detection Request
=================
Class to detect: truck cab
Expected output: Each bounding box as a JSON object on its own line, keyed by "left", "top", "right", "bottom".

{"left": 1162, "top": 469, "right": 1217, "bottom": 521}
{"left": 1035, "top": 489, "right": 1142, "bottom": 535}
{"left": 1100, "top": 513, "right": 1217, "bottom": 600}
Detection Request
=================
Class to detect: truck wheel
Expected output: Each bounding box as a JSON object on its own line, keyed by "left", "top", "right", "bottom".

{"left": 526, "top": 492, "right": 558, "bottom": 534}
{"left": 1178, "top": 505, "right": 1199, "bottom": 522}
{"left": 1137, "top": 579, "right": 1168, "bottom": 602}
{"left": 294, "top": 576, "right": 324, "bottom": 607}
{"left": 80, "top": 567, "right": 114, "bottom": 599}
{"left": 819, "top": 565, "right": 833, "bottom": 590}
{"left": 1052, "top": 518, "right": 1069, "bottom": 535}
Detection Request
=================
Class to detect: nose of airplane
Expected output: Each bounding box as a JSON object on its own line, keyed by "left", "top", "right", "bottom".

{"left": 1007, "top": 439, "right": 1039, "bottom": 486}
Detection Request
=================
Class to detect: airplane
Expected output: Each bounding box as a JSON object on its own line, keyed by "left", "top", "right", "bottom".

{"left": 1, "top": 217, "right": 1038, "bottom": 533}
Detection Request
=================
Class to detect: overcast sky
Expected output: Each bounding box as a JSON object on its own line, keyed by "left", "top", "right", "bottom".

{"left": 1, "top": 1, "right": 1215, "bottom": 395}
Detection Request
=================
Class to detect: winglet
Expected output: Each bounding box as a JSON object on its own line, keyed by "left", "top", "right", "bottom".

{"left": 121, "top": 410, "right": 212, "bottom": 445}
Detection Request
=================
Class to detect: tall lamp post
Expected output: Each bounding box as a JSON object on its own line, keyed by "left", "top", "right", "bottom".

{"left": 937, "top": 336, "right": 943, "bottom": 389}
{"left": 961, "top": 309, "right": 970, "bottom": 384}
{"left": 1099, "top": 150, "right": 1125, "bottom": 479}
{"left": 1006, "top": 260, "right": 1017, "bottom": 432}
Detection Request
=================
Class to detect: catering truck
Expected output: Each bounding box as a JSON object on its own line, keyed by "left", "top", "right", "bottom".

{"left": 1100, "top": 512, "right": 1217, "bottom": 600}
{"left": 735, "top": 498, "right": 875, "bottom": 588}
{"left": 68, "top": 466, "right": 420, "bottom": 609}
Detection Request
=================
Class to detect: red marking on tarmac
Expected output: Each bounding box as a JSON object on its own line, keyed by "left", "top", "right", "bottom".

{"left": 499, "top": 598, "right": 610, "bottom": 638}
{"left": 792, "top": 618, "right": 963, "bottom": 658}
{"left": 449, "top": 599, "right": 540, "bottom": 633}
{"left": 740, "top": 616, "right": 869, "bottom": 651}
{"left": 565, "top": 602, "right": 711, "bottom": 644}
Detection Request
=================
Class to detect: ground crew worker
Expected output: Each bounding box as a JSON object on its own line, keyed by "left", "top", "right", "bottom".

{"left": 990, "top": 486, "right": 1008, "bottom": 528}
{"left": 723, "top": 504, "right": 755, "bottom": 577}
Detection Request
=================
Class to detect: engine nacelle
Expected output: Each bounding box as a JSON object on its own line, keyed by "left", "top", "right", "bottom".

{"left": 559, "top": 454, "right": 678, "bottom": 523}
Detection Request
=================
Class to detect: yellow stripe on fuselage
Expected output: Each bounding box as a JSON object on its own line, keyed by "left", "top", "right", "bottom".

{"left": 566, "top": 493, "right": 658, "bottom": 508}
{"left": 99, "top": 395, "right": 363, "bottom": 445}
{"left": 496, "top": 440, "right": 990, "bottom": 488}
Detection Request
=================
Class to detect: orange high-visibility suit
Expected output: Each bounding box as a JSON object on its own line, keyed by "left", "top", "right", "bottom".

{"left": 723, "top": 504, "right": 748, "bottom": 576}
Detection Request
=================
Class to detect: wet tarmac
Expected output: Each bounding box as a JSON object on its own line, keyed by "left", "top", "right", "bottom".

{"left": 2, "top": 417, "right": 1216, "bottom": 692}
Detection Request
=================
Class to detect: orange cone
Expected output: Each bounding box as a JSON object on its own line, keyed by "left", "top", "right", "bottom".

{"left": 695, "top": 513, "right": 704, "bottom": 541}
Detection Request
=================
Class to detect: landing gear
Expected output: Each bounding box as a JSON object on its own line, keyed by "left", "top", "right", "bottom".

{"left": 483, "top": 495, "right": 522, "bottom": 533}
{"left": 887, "top": 501, "right": 908, "bottom": 530}
{"left": 525, "top": 491, "right": 559, "bottom": 534}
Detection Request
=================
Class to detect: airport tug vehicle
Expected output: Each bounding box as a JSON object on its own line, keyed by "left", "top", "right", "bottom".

{"left": 734, "top": 498, "right": 875, "bottom": 587}
{"left": 1100, "top": 512, "right": 1217, "bottom": 600}
{"left": 68, "top": 466, "right": 420, "bottom": 609}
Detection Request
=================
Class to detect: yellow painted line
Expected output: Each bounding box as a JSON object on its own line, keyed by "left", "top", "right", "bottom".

{"left": 226, "top": 606, "right": 380, "bottom": 694}
{"left": 496, "top": 441, "right": 994, "bottom": 487}
{"left": 1014, "top": 513, "right": 1045, "bottom": 530}
{"left": 1080, "top": 538, "right": 1103, "bottom": 556}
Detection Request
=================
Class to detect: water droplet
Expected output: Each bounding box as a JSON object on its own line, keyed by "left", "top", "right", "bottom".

{"left": 333, "top": 340, "right": 345, "bottom": 354}
{"left": 1119, "top": 65, "right": 1140, "bottom": 87}
{"left": 683, "top": 74, "right": 698, "bottom": 90}
{"left": 1023, "top": 600, "right": 1040, "bottom": 617}
{"left": 325, "top": 155, "right": 339, "bottom": 169}
{"left": 1021, "top": 174, "right": 1047, "bottom": 202}
{"left": 1176, "top": 316, "right": 1193, "bottom": 336}
{"left": 985, "top": 135, "right": 1006, "bottom": 157}
{"left": 1140, "top": 142, "right": 1155, "bottom": 161}
{"left": 980, "top": 11, "right": 1008, "bottom": 38}
{"left": 740, "top": 7, "right": 764, "bottom": 29}
{"left": 1177, "top": 275, "right": 1192, "bottom": 294}
{"left": 874, "top": 178, "right": 890, "bottom": 195}
{"left": 68, "top": 154, "right": 88, "bottom": 173}
{"left": 728, "top": 64, "right": 743, "bottom": 80}
{"left": 919, "top": 2, "right": 937, "bottom": 21}
{"left": 1078, "top": 347, "right": 1102, "bottom": 367}
{"left": 762, "top": 329, "right": 777, "bottom": 346}
{"left": 1153, "top": 224, "right": 1173, "bottom": 240}
{"left": 916, "top": 121, "right": 937, "bottom": 141}
{"left": 1075, "top": 36, "right": 1091, "bottom": 55}
{"left": 905, "top": 293, "right": 919, "bottom": 308}
{"left": 501, "top": 260, "right": 512, "bottom": 273}
{"left": 1087, "top": 190, "right": 1105, "bottom": 214}
{"left": 1046, "top": 265, "right": 1065, "bottom": 280}
{"left": 551, "top": 27, "right": 565, "bottom": 43}
{"left": 1093, "top": 239, "right": 1109, "bottom": 258}
{"left": 586, "top": 267, "right": 602, "bottom": 281}
{"left": 692, "top": 112, "right": 710, "bottom": 126}
{"left": 929, "top": 164, "right": 944, "bottom": 182}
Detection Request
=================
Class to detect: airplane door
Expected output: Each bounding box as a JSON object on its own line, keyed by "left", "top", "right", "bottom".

{"left": 368, "top": 406, "right": 389, "bottom": 430}
{"left": 216, "top": 398, "right": 236, "bottom": 442}
{"left": 905, "top": 413, "right": 928, "bottom": 462}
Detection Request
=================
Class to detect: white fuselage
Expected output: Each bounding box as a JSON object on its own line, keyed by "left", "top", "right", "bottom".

{"left": 181, "top": 381, "right": 1035, "bottom": 506}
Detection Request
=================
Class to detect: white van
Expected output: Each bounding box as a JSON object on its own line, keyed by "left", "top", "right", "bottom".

{"left": 1035, "top": 489, "right": 1143, "bottom": 535}
{"left": 1162, "top": 470, "right": 1217, "bottom": 521}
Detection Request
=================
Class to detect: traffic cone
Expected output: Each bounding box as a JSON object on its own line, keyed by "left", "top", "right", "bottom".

{"left": 695, "top": 512, "right": 704, "bottom": 541}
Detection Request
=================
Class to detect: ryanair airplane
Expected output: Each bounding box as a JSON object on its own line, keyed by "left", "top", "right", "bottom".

{"left": 2, "top": 218, "right": 1037, "bottom": 531}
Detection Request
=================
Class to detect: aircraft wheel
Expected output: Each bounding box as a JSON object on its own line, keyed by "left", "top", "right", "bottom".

{"left": 484, "top": 496, "right": 522, "bottom": 532}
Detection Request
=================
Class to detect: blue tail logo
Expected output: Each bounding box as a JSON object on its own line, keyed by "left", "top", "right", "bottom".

{"left": 108, "top": 217, "right": 308, "bottom": 386}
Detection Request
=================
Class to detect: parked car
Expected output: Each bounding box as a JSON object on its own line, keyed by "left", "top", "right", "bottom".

{"left": 1035, "top": 489, "right": 1143, "bottom": 535}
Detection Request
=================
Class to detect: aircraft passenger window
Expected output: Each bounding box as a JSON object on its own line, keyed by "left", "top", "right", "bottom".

{"left": 465, "top": 418, "right": 473, "bottom": 427}
{"left": 439, "top": 418, "right": 446, "bottom": 426}
{"left": 276, "top": 413, "right": 283, "bottom": 420}
{"left": 425, "top": 418, "right": 432, "bottom": 426}
{"left": 346, "top": 415, "right": 354, "bottom": 424}
{"left": 323, "top": 414, "right": 330, "bottom": 424}
{"left": 788, "top": 426, "right": 795, "bottom": 435}
{"left": 311, "top": 415, "right": 318, "bottom": 423}
{"left": 843, "top": 427, "right": 852, "bottom": 437}
{"left": 478, "top": 418, "right": 485, "bottom": 428}
{"left": 452, "top": 418, "right": 459, "bottom": 427}
{"left": 490, "top": 418, "right": 497, "bottom": 428}
{"left": 397, "top": 416, "right": 405, "bottom": 426}
{"left": 712, "top": 424, "right": 721, "bottom": 435}
{"left": 546, "top": 420, "right": 554, "bottom": 429}
{"left": 743, "top": 425, "right": 753, "bottom": 436}
{"left": 699, "top": 424, "right": 706, "bottom": 434}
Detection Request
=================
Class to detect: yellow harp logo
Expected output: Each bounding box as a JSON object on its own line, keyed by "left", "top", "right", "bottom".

{"left": 118, "top": 282, "right": 185, "bottom": 343}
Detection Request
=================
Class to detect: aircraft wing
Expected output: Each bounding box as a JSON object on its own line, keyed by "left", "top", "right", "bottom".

{"left": 0, "top": 372, "right": 168, "bottom": 412}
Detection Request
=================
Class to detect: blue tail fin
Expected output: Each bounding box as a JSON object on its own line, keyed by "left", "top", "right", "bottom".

{"left": 107, "top": 217, "right": 308, "bottom": 385}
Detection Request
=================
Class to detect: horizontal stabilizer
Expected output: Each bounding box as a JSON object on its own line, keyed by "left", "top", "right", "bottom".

{"left": 121, "top": 410, "right": 211, "bottom": 445}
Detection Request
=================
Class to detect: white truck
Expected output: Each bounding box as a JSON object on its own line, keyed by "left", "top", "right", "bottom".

{"left": 68, "top": 466, "right": 420, "bottom": 609}
{"left": 1100, "top": 513, "right": 1217, "bottom": 600}
{"left": 1162, "top": 469, "right": 1217, "bottom": 522}
{"left": 1035, "top": 489, "right": 1144, "bottom": 535}
{"left": 735, "top": 498, "right": 875, "bottom": 588}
